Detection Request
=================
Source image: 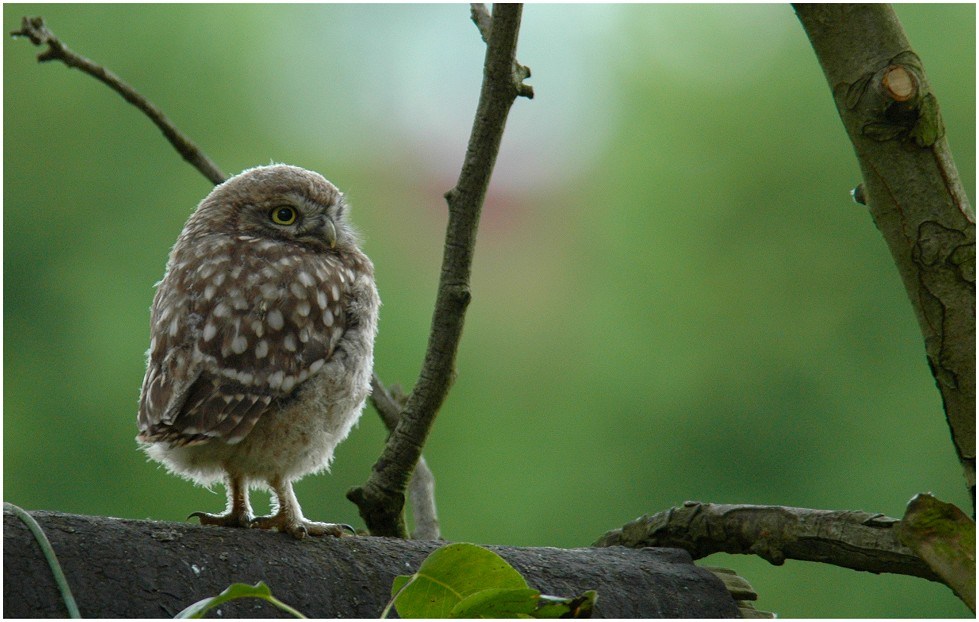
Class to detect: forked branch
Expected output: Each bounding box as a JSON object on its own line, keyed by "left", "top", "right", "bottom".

{"left": 346, "top": 3, "right": 532, "bottom": 537}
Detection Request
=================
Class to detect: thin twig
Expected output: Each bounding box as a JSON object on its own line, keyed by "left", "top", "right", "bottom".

{"left": 10, "top": 16, "right": 227, "bottom": 185}
{"left": 369, "top": 373, "right": 441, "bottom": 540}
{"left": 405, "top": 457, "right": 440, "bottom": 540}
{"left": 347, "top": 4, "right": 532, "bottom": 537}
{"left": 469, "top": 4, "right": 492, "bottom": 44}
{"left": 594, "top": 502, "right": 942, "bottom": 584}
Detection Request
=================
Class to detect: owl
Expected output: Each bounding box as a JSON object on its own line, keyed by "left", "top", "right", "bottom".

{"left": 137, "top": 164, "right": 379, "bottom": 539}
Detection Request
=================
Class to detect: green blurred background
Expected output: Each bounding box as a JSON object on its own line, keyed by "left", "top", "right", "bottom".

{"left": 4, "top": 4, "right": 974, "bottom": 617}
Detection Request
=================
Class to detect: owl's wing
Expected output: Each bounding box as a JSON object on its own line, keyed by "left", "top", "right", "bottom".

{"left": 137, "top": 252, "right": 349, "bottom": 447}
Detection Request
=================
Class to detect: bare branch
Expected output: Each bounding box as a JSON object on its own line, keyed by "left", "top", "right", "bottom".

{"left": 406, "top": 456, "right": 440, "bottom": 540}
{"left": 10, "top": 16, "right": 227, "bottom": 185}
{"left": 347, "top": 4, "right": 532, "bottom": 537}
{"left": 594, "top": 502, "right": 943, "bottom": 584}
{"left": 897, "top": 494, "right": 976, "bottom": 612}
{"left": 793, "top": 4, "right": 975, "bottom": 510}
{"left": 368, "top": 374, "right": 441, "bottom": 540}
{"left": 368, "top": 373, "right": 405, "bottom": 431}
{"left": 469, "top": 4, "right": 492, "bottom": 44}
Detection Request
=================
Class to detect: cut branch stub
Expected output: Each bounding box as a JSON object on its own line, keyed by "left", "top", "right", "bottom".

{"left": 856, "top": 52, "right": 945, "bottom": 148}
{"left": 882, "top": 65, "right": 917, "bottom": 102}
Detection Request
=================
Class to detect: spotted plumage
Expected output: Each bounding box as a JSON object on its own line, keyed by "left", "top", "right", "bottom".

{"left": 137, "top": 164, "right": 379, "bottom": 539}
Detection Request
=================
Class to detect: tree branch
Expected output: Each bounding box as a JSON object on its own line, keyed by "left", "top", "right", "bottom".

{"left": 347, "top": 4, "right": 532, "bottom": 537}
{"left": 469, "top": 3, "right": 534, "bottom": 99}
{"left": 793, "top": 4, "right": 975, "bottom": 510}
{"left": 469, "top": 3, "right": 493, "bottom": 43}
{"left": 594, "top": 502, "right": 942, "bottom": 584}
{"left": 4, "top": 509, "right": 740, "bottom": 618}
{"left": 11, "top": 16, "right": 227, "bottom": 185}
{"left": 369, "top": 374, "right": 441, "bottom": 540}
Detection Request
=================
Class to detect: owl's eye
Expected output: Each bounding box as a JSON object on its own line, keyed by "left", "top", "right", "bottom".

{"left": 270, "top": 206, "right": 298, "bottom": 226}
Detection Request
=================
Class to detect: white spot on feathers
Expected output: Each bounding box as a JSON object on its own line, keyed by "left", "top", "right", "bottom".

{"left": 267, "top": 309, "right": 284, "bottom": 330}
{"left": 231, "top": 336, "right": 248, "bottom": 354}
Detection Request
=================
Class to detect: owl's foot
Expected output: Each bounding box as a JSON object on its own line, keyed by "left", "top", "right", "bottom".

{"left": 250, "top": 513, "right": 354, "bottom": 539}
{"left": 189, "top": 510, "right": 254, "bottom": 529}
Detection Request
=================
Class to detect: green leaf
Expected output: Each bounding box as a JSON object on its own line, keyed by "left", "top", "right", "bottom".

{"left": 391, "top": 543, "right": 529, "bottom": 618}
{"left": 174, "top": 581, "right": 306, "bottom": 619}
{"left": 391, "top": 574, "right": 412, "bottom": 596}
{"left": 450, "top": 587, "right": 541, "bottom": 618}
{"left": 532, "top": 591, "right": 598, "bottom": 619}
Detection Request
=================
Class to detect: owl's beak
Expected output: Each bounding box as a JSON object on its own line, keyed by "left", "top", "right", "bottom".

{"left": 323, "top": 220, "right": 337, "bottom": 249}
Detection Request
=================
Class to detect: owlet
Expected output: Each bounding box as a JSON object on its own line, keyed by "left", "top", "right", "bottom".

{"left": 137, "top": 164, "right": 379, "bottom": 539}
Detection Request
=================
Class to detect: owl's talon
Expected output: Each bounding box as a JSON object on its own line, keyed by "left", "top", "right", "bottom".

{"left": 189, "top": 510, "right": 254, "bottom": 528}
{"left": 339, "top": 523, "right": 356, "bottom": 535}
{"left": 249, "top": 514, "right": 348, "bottom": 539}
{"left": 303, "top": 520, "right": 349, "bottom": 538}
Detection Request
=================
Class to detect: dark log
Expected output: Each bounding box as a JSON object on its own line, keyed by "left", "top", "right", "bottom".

{"left": 4, "top": 509, "right": 739, "bottom": 618}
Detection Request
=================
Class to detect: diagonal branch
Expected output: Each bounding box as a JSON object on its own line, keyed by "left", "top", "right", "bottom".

{"left": 793, "top": 4, "right": 975, "bottom": 510}
{"left": 10, "top": 16, "right": 226, "bottom": 185}
{"left": 346, "top": 4, "right": 532, "bottom": 537}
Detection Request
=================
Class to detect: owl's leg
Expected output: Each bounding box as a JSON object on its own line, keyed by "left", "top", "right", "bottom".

{"left": 189, "top": 474, "right": 253, "bottom": 528}
{"left": 250, "top": 476, "right": 353, "bottom": 539}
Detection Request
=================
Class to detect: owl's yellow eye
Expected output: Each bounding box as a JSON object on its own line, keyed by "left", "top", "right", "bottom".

{"left": 270, "top": 206, "right": 298, "bottom": 226}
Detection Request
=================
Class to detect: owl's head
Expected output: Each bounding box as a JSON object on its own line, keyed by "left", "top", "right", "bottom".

{"left": 184, "top": 164, "right": 359, "bottom": 254}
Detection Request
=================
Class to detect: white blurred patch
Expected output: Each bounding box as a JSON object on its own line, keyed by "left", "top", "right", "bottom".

{"left": 255, "top": 5, "right": 622, "bottom": 191}
{"left": 253, "top": 6, "right": 794, "bottom": 194}
{"left": 617, "top": 4, "right": 797, "bottom": 87}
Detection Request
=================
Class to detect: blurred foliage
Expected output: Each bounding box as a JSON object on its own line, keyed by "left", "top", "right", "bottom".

{"left": 3, "top": 4, "right": 974, "bottom": 618}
